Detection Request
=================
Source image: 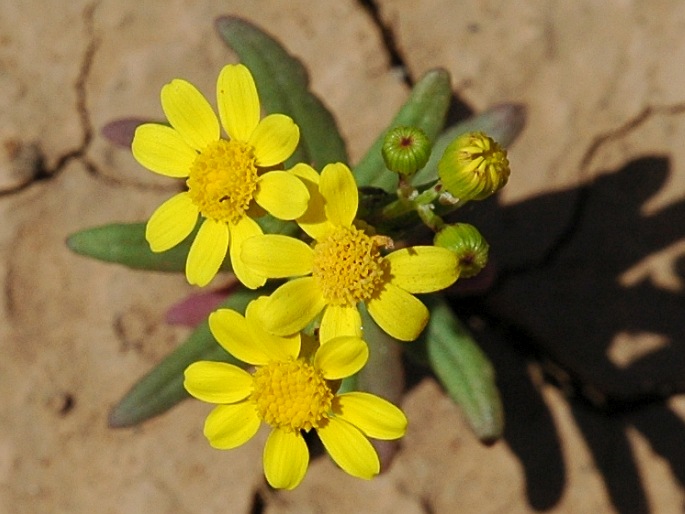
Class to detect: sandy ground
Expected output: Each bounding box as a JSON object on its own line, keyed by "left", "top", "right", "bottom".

{"left": 2, "top": 1, "right": 685, "bottom": 513}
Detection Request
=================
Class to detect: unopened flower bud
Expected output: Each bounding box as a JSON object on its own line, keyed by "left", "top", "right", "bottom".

{"left": 382, "top": 126, "right": 431, "bottom": 176}
{"left": 437, "top": 131, "right": 509, "bottom": 202}
{"left": 434, "top": 223, "right": 489, "bottom": 278}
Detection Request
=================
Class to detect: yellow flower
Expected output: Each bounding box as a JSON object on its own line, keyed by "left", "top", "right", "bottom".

{"left": 132, "top": 64, "right": 309, "bottom": 288}
{"left": 241, "top": 162, "right": 459, "bottom": 342}
{"left": 183, "top": 298, "right": 407, "bottom": 490}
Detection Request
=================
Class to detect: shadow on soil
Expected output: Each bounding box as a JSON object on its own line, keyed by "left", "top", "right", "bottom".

{"left": 445, "top": 155, "right": 685, "bottom": 512}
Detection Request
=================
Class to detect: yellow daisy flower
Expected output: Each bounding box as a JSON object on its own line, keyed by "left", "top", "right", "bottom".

{"left": 132, "top": 64, "right": 309, "bottom": 288}
{"left": 184, "top": 298, "right": 407, "bottom": 490}
{"left": 241, "top": 162, "right": 460, "bottom": 342}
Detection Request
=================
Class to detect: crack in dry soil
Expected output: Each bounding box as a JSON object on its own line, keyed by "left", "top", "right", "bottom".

{"left": 40, "top": 2, "right": 100, "bottom": 181}
{"left": 580, "top": 102, "right": 685, "bottom": 172}
{"left": 71, "top": 3, "right": 98, "bottom": 167}
{"left": 357, "top": 0, "right": 411, "bottom": 84}
{"left": 0, "top": 2, "right": 100, "bottom": 197}
{"left": 547, "top": 102, "right": 685, "bottom": 271}
{"left": 2, "top": 1, "right": 176, "bottom": 196}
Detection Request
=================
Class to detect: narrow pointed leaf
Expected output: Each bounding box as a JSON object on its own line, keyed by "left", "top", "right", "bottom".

{"left": 357, "top": 303, "right": 405, "bottom": 468}
{"left": 425, "top": 296, "right": 504, "bottom": 443}
{"left": 413, "top": 103, "right": 527, "bottom": 186}
{"left": 101, "top": 118, "right": 149, "bottom": 148}
{"left": 354, "top": 69, "right": 452, "bottom": 191}
{"left": 68, "top": 221, "right": 245, "bottom": 273}
{"left": 216, "top": 16, "right": 347, "bottom": 168}
{"left": 108, "top": 289, "right": 259, "bottom": 428}
{"left": 67, "top": 222, "right": 197, "bottom": 272}
{"left": 358, "top": 303, "right": 405, "bottom": 405}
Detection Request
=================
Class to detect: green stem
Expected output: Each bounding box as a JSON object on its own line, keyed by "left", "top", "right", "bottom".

{"left": 379, "top": 195, "right": 415, "bottom": 221}
{"left": 377, "top": 182, "right": 443, "bottom": 229}
{"left": 416, "top": 204, "right": 445, "bottom": 232}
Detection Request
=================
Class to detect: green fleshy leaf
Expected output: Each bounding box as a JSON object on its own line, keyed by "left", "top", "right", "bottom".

{"left": 354, "top": 68, "right": 452, "bottom": 191}
{"left": 413, "top": 103, "right": 527, "bottom": 186}
{"left": 255, "top": 213, "right": 300, "bottom": 237}
{"left": 67, "top": 218, "right": 298, "bottom": 271}
{"left": 216, "top": 16, "right": 348, "bottom": 169}
{"left": 425, "top": 296, "right": 504, "bottom": 443}
{"left": 357, "top": 303, "right": 405, "bottom": 404}
{"left": 108, "top": 288, "right": 259, "bottom": 428}
{"left": 67, "top": 222, "right": 196, "bottom": 272}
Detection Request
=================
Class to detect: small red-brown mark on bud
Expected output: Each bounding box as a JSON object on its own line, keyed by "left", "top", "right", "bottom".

{"left": 400, "top": 136, "right": 414, "bottom": 148}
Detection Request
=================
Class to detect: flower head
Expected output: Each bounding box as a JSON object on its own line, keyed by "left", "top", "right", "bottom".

{"left": 241, "top": 162, "right": 460, "bottom": 342}
{"left": 437, "top": 131, "right": 509, "bottom": 202}
{"left": 434, "top": 223, "right": 489, "bottom": 278}
{"left": 382, "top": 126, "right": 431, "bottom": 176}
{"left": 184, "top": 298, "right": 407, "bottom": 490}
{"left": 132, "top": 64, "right": 309, "bottom": 287}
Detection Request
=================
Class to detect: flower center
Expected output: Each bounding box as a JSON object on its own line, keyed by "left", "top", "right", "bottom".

{"left": 251, "top": 358, "right": 333, "bottom": 432}
{"left": 186, "top": 139, "right": 259, "bottom": 224}
{"left": 457, "top": 133, "right": 509, "bottom": 179}
{"left": 312, "top": 226, "right": 389, "bottom": 306}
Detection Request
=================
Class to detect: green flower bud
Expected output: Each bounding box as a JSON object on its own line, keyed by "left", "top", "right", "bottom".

{"left": 437, "top": 131, "right": 509, "bottom": 202}
{"left": 434, "top": 223, "right": 489, "bottom": 278}
{"left": 382, "top": 126, "right": 431, "bottom": 176}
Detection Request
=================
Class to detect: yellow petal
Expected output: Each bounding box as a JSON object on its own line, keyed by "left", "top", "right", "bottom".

{"left": 254, "top": 171, "right": 309, "bottom": 220}
{"left": 319, "top": 305, "right": 362, "bottom": 344}
{"left": 315, "top": 336, "right": 368, "bottom": 380}
{"left": 366, "top": 283, "right": 429, "bottom": 341}
{"left": 186, "top": 218, "right": 229, "bottom": 287}
{"left": 161, "top": 79, "right": 220, "bottom": 151}
{"left": 249, "top": 114, "right": 300, "bottom": 167}
{"left": 291, "top": 165, "right": 334, "bottom": 240}
{"left": 204, "top": 403, "right": 261, "bottom": 450}
{"left": 145, "top": 192, "right": 198, "bottom": 252}
{"left": 320, "top": 162, "right": 358, "bottom": 227}
{"left": 335, "top": 392, "right": 407, "bottom": 440}
{"left": 318, "top": 417, "right": 379, "bottom": 479}
{"left": 289, "top": 162, "right": 320, "bottom": 184}
{"left": 183, "top": 361, "right": 253, "bottom": 403}
{"left": 132, "top": 123, "right": 196, "bottom": 177}
{"left": 387, "top": 246, "right": 459, "bottom": 293}
{"left": 217, "top": 64, "right": 260, "bottom": 141}
{"left": 208, "top": 308, "right": 268, "bottom": 366}
{"left": 262, "top": 277, "right": 326, "bottom": 336}
{"left": 263, "top": 429, "right": 309, "bottom": 490}
{"left": 245, "top": 297, "right": 301, "bottom": 361}
{"left": 241, "top": 235, "right": 313, "bottom": 278}
{"left": 228, "top": 216, "right": 266, "bottom": 289}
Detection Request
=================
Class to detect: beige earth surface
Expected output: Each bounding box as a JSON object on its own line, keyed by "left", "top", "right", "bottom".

{"left": 2, "top": 1, "right": 685, "bottom": 513}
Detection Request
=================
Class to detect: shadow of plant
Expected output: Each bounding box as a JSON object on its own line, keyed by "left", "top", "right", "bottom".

{"left": 450, "top": 156, "right": 685, "bottom": 512}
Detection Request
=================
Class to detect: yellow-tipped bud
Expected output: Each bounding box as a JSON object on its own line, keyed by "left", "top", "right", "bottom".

{"left": 434, "top": 223, "right": 489, "bottom": 278}
{"left": 437, "top": 131, "right": 509, "bottom": 202}
{"left": 382, "top": 126, "right": 431, "bottom": 176}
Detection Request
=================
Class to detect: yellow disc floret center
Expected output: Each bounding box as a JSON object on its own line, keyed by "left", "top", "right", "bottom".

{"left": 251, "top": 358, "right": 333, "bottom": 432}
{"left": 186, "top": 139, "right": 259, "bottom": 224}
{"left": 312, "top": 226, "right": 388, "bottom": 306}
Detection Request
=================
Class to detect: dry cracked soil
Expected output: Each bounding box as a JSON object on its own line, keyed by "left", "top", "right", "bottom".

{"left": 2, "top": 1, "right": 685, "bottom": 513}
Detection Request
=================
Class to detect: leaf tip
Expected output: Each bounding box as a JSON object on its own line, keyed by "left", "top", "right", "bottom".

{"left": 485, "top": 103, "right": 527, "bottom": 147}
{"left": 65, "top": 230, "right": 89, "bottom": 256}
{"left": 101, "top": 118, "right": 147, "bottom": 148}
{"left": 424, "top": 67, "right": 451, "bottom": 81}
{"left": 107, "top": 404, "right": 134, "bottom": 429}
{"left": 214, "top": 14, "right": 254, "bottom": 35}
